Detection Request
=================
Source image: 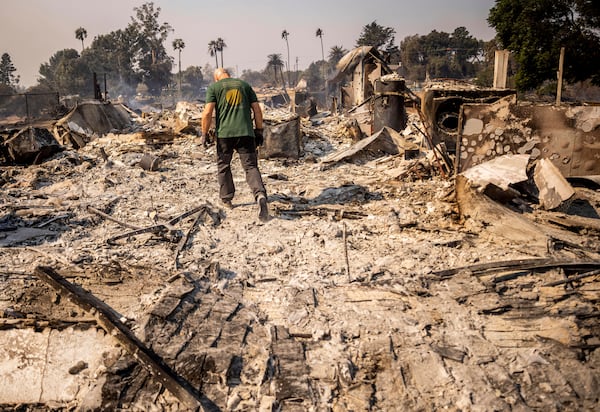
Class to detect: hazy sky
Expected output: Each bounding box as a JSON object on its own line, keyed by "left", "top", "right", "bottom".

{"left": 2, "top": 0, "right": 497, "bottom": 87}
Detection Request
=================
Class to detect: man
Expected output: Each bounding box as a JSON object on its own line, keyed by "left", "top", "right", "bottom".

{"left": 201, "top": 68, "right": 268, "bottom": 222}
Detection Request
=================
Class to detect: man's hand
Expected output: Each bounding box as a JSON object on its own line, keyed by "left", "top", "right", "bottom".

{"left": 199, "top": 130, "right": 215, "bottom": 148}
{"left": 254, "top": 128, "right": 264, "bottom": 146}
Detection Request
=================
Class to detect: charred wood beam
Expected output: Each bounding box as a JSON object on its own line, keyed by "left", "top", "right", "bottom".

{"left": 343, "top": 222, "right": 351, "bottom": 281}
{"left": 0, "top": 317, "right": 96, "bottom": 330}
{"left": 276, "top": 206, "right": 366, "bottom": 220}
{"left": 433, "top": 258, "right": 600, "bottom": 279}
{"left": 91, "top": 204, "right": 216, "bottom": 245}
{"left": 542, "top": 269, "right": 600, "bottom": 287}
{"left": 34, "top": 213, "right": 73, "bottom": 228}
{"left": 33, "top": 266, "right": 203, "bottom": 410}
{"left": 174, "top": 208, "right": 207, "bottom": 269}
{"left": 106, "top": 224, "right": 182, "bottom": 245}
{"left": 87, "top": 205, "right": 142, "bottom": 231}
{"left": 167, "top": 205, "right": 210, "bottom": 226}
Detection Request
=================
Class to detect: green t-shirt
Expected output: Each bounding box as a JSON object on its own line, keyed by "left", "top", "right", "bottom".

{"left": 206, "top": 78, "right": 258, "bottom": 138}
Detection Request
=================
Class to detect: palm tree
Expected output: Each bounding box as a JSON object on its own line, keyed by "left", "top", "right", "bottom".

{"left": 281, "top": 29, "right": 290, "bottom": 88}
{"left": 75, "top": 27, "right": 87, "bottom": 52}
{"left": 316, "top": 28, "right": 326, "bottom": 94}
{"left": 216, "top": 37, "right": 227, "bottom": 68}
{"left": 208, "top": 40, "right": 219, "bottom": 67}
{"left": 172, "top": 38, "right": 185, "bottom": 93}
{"left": 266, "top": 54, "right": 284, "bottom": 87}
{"left": 316, "top": 28, "right": 325, "bottom": 62}
{"left": 329, "top": 45, "right": 348, "bottom": 67}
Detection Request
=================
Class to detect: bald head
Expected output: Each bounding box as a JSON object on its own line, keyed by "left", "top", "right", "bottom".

{"left": 213, "top": 68, "right": 230, "bottom": 81}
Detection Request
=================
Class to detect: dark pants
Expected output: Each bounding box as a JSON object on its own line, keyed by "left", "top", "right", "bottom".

{"left": 216, "top": 136, "right": 266, "bottom": 201}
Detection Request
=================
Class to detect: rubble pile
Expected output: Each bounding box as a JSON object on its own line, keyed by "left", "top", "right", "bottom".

{"left": 0, "top": 101, "right": 599, "bottom": 411}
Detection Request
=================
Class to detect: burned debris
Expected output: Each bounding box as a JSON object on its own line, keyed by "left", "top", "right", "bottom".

{"left": 1, "top": 55, "right": 600, "bottom": 411}
{"left": 420, "top": 80, "right": 515, "bottom": 152}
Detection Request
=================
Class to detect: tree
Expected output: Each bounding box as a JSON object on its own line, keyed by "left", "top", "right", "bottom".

{"left": 179, "top": 65, "right": 204, "bottom": 97}
{"left": 84, "top": 27, "right": 140, "bottom": 95}
{"left": 488, "top": 0, "right": 600, "bottom": 90}
{"left": 315, "top": 29, "right": 327, "bottom": 84}
{"left": 328, "top": 45, "right": 348, "bottom": 66}
{"left": 0, "top": 53, "right": 20, "bottom": 89}
{"left": 316, "top": 29, "right": 325, "bottom": 62}
{"left": 281, "top": 29, "right": 291, "bottom": 87}
{"left": 128, "top": 2, "right": 173, "bottom": 95}
{"left": 473, "top": 38, "right": 506, "bottom": 87}
{"left": 266, "top": 53, "right": 285, "bottom": 87}
{"left": 208, "top": 40, "right": 219, "bottom": 67}
{"left": 303, "top": 61, "right": 326, "bottom": 90}
{"left": 399, "top": 27, "right": 484, "bottom": 82}
{"left": 449, "top": 27, "right": 481, "bottom": 76}
{"left": 240, "top": 69, "right": 268, "bottom": 88}
{"left": 172, "top": 38, "right": 185, "bottom": 92}
{"left": 216, "top": 37, "right": 226, "bottom": 68}
{"left": 75, "top": 27, "right": 87, "bottom": 52}
{"left": 39, "top": 49, "right": 90, "bottom": 96}
{"left": 181, "top": 66, "right": 203, "bottom": 88}
{"left": 356, "top": 21, "right": 398, "bottom": 55}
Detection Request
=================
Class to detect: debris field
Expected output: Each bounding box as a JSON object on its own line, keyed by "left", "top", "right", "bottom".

{"left": 0, "top": 101, "right": 599, "bottom": 411}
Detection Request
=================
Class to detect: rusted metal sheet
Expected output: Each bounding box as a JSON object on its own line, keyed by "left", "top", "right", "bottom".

{"left": 457, "top": 96, "right": 600, "bottom": 177}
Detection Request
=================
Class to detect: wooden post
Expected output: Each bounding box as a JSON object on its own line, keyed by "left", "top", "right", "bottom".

{"left": 556, "top": 47, "right": 565, "bottom": 106}
{"left": 493, "top": 50, "right": 510, "bottom": 89}
{"left": 24, "top": 93, "right": 30, "bottom": 123}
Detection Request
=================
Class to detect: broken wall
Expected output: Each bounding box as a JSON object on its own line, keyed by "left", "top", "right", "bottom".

{"left": 420, "top": 83, "right": 515, "bottom": 151}
{"left": 457, "top": 96, "right": 600, "bottom": 176}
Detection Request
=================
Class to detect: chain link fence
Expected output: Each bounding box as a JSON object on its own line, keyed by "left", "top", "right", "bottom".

{"left": 0, "top": 93, "right": 63, "bottom": 124}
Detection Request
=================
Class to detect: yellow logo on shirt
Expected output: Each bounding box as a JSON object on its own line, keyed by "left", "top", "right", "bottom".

{"left": 226, "top": 89, "right": 242, "bottom": 106}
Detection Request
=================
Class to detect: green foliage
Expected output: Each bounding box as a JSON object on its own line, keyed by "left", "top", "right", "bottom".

{"left": 0, "top": 53, "right": 20, "bottom": 89}
{"left": 328, "top": 46, "right": 348, "bottom": 67}
{"left": 181, "top": 65, "right": 203, "bottom": 92}
{"left": 399, "top": 27, "right": 484, "bottom": 82}
{"left": 355, "top": 21, "right": 399, "bottom": 57}
{"left": 83, "top": 27, "right": 140, "bottom": 95}
{"left": 302, "top": 61, "right": 328, "bottom": 90}
{"left": 75, "top": 27, "right": 87, "bottom": 51}
{"left": 488, "top": 0, "right": 600, "bottom": 90}
{"left": 0, "top": 83, "right": 15, "bottom": 95}
{"left": 39, "top": 49, "right": 91, "bottom": 96}
{"left": 266, "top": 54, "right": 285, "bottom": 87}
{"left": 172, "top": 38, "right": 185, "bottom": 53}
{"left": 129, "top": 2, "right": 173, "bottom": 95}
{"left": 240, "top": 69, "right": 268, "bottom": 88}
{"left": 38, "top": 1, "right": 174, "bottom": 97}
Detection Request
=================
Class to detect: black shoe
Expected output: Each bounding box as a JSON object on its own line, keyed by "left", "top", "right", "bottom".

{"left": 257, "top": 194, "right": 268, "bottom": 221}
{"left": 221, "top": 199, "right": 234, "bottom": 209}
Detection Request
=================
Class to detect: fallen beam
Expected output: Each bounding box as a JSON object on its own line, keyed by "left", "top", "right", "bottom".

{"left": 542, "top": 269, "right": 600, "bottom": 287}
{"left": 33, "top": 266, "right": 202, "bottom": 410}
{"left": 174, "top": 208, "right": 206, "bottom": 269}
{"left": 87, "top": 206, "right": 142, "bottom": 231}
{"left": 432, "top": 258, "right": 600, "bottom": 279}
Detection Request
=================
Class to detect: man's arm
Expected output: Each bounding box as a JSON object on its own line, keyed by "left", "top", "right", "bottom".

{"left": 201, "top": 102, "right": 215, "bottom": 143}
{"left": 251, "top": 102, "right": 263, "bottom": 129}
